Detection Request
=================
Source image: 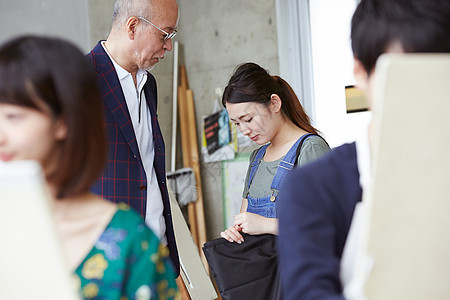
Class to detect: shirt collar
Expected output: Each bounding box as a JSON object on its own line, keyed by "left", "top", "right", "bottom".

{"left": 100, "top": 41, "right": 147, "bottom": 83}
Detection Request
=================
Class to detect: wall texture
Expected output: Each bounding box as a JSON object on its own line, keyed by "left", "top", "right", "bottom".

{"left": 87, "top": 0, "right": 115, "bottom": 48}
{"left": 0, "top": 0, "right": 90, "bottom": 51}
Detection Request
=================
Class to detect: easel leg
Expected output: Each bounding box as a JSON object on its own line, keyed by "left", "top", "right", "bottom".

{"left": 176, "top": 275, "right": 191, "bottom": 300}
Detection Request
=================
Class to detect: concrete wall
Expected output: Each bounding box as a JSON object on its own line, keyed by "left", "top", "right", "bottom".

{"left": 0, "top": 0, "right": 116, "bottom": 53}
{"left": 87, "top": 0, "right": 115, "bottom": 48}
{"left": 0, "top": 0, "right": 278, "bottom": 242}
{"left": 0, "top": 0, "right": 91, "bottom": 52}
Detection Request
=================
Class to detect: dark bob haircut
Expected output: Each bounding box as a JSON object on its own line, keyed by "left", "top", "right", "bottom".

{"left": 351, "top": 0, "right": 450, "bottom": 74}
{"left": 0, "top": 35, "right": 107, "bottom": 199}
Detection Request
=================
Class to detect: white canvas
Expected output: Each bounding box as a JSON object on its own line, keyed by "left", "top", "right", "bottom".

{"left": 168, "top": 188, "right": 217, "bottom": 299}
{"left": 364, "top": 54, "right": 450, "bottom": 299}
{"left": 0, "top": 160, "right": 79, "bottom": 300}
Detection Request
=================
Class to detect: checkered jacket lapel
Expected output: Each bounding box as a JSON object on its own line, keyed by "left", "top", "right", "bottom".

{"left": 89, "top": 42, "right": 140, "bottom": 159}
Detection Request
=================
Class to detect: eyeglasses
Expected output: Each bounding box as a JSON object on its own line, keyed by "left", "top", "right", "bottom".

{"left": 137, "top": 17, "right": 177, "bottom": 41}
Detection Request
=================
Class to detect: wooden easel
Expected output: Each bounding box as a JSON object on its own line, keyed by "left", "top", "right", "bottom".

{"left": 177, "top": 65, "right": 209, "bottom": 271}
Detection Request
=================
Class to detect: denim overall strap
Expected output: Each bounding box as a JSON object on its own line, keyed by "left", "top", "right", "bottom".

{"left": 246, "top": 144, "right": 270, "bottom": 194}
{"left": 270, "top": 133, "right": 315, "bottom": 199}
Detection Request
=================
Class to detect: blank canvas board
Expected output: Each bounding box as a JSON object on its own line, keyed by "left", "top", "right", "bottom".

{"left": 364, "top": 54, "right": 450, "bottom": 299}
{"left": 168, "top": 188, "right": 217, "bottom": 299}
{"left": 0, "top": 161, "right": 79, "bottom": 300}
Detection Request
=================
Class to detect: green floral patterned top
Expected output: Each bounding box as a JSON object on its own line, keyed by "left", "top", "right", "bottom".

{"left": 73, "top": 204, "right": 180, "bottom": 300}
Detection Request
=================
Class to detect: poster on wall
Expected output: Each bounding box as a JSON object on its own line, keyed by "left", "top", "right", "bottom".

{"left": 201, "top": 110, "right": 236, "bottom": 163}
{"left": 204, "top": 109, "right": 231, "bottom": 155}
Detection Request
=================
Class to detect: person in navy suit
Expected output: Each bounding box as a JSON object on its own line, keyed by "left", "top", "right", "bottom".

{"left": 87, "top": 0, "right": 180, "bottom": 275}
{"left": 277, "top": 0, "right": 450, "bottom": 299}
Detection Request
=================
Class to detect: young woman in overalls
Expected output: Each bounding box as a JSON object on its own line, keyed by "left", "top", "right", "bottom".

{"left": 220, "top": 62, "right": 330, "bottom": 243}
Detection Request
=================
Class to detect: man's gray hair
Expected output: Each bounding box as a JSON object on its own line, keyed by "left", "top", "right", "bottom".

{"left": 112, "top": 0, "right": 154, "bottom": 28}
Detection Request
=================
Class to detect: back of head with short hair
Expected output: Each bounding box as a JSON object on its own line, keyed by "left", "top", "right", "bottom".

{"left": 0, "top": 35, "right": 108, "bottom": 199}
{"left": 351, "top": 0, "right": 450, "bottom": 74}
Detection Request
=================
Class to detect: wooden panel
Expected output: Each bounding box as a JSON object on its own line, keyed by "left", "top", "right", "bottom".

{"left": 177, "top": 65, "right": 209, "bottom": 271}
{"left": 178, "top": 83, "right": 198, "bottom": 246}
{"left": 186, "top": 89, "right": 209, "bottom": 270}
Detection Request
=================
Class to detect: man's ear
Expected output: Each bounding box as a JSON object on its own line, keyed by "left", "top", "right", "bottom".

{"left": 269, "top": 94, "right": 282, "bottom": 113}
{"left": 353, "top": 57, "right": 369, "bottom": 92}
{"left": 126, "top": 17, "right": 139, "bottom": 40}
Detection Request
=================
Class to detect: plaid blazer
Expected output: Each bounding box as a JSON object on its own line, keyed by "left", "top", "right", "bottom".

{"left": 87, "top": 41, "right": 179, "bottom": 275}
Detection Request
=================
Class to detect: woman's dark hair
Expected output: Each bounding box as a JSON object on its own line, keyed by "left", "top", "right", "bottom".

{"left": 222, "top": 62, "right": 318, "bottom": 135}
{"left": 0, "top": 35, "right": 107, "bottom": 199}
{"left": 351, "top": 0, "right": 450, "bottom": 74}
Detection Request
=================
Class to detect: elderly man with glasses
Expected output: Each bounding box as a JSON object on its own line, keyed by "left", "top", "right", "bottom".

{"left": 87, "top": 0, "right": 180, "bottom": 277}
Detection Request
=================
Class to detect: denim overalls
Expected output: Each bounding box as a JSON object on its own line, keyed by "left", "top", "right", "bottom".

{"left": 246, "top": 134, "right": 314, "bottom": 218}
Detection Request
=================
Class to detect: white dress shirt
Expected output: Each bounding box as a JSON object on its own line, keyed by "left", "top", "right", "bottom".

{"left": 101, "top": 42, "right": 166, "bottom": 245}
{"left": 340, "top": 117, "right": 373, "bottom": 300}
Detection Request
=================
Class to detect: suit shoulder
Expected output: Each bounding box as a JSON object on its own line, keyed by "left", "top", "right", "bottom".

{"left": 314, "top": 142, "right": 356, "bottom": 171}
{"left": 287, "top": 142, "right": 358, "bottom": 188}
{"left": 86, "top": 41, "right": 108, "bottom": 68}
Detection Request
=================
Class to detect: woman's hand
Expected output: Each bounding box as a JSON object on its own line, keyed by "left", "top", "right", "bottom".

{"left": 234, "top": 212, "right": 278, "bottom": 236}
{"left": 220, "top": 225, "right": 244, "bottom": 243}
{"left": 220, "top": 212, "right": 279, "bottom": 243}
